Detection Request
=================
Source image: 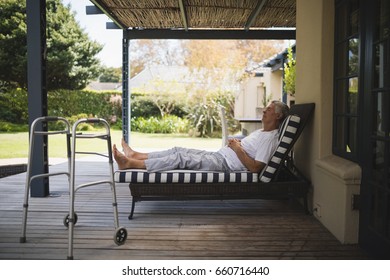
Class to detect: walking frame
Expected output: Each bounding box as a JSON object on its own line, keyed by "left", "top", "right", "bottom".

{"left": 20, "top": 117, "right": 127, "bottom": 260}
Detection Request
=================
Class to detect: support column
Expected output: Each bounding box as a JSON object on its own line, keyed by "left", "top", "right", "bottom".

{"left": 122, "top": 32, "right": 131, "bottom": 144}
{"left": 26, "top": 0, "right": 49, "bottom": 197}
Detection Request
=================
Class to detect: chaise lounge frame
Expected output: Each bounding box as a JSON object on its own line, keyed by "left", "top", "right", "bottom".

{"left": 115, "top": 103, "right": 315, "bottom": 219}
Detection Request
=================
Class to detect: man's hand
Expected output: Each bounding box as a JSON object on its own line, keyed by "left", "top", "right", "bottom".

{"left": 228, "top": 138, "right": 265, "bottom": 173}
{"left": 227, "top": 138, "right": 242, "bottom": 153}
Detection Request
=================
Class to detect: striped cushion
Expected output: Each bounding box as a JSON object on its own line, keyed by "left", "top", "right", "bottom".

{"left": 259, "top": 115, "right": 301, "bottom": 183}
{"left": 114, "top": 170, "right": 258, "bottom": 183}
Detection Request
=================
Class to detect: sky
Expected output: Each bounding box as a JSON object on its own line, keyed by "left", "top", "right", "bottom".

{"left": 61, "top": 0, "right": 123, "bottom": 68}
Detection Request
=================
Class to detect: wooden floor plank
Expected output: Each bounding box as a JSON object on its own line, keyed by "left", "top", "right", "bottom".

{"left": 0, "top": 161, "right": 367, "bottom": 260}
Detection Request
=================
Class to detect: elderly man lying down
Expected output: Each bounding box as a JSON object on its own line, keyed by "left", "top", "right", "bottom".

{"left": 113, "top": 100, "right": 289, "bottom": 174}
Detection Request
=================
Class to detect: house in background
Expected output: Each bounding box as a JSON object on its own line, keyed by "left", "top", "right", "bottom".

{"left": 87, "top": 65, "right": 214, "bottom": 94}
{"left": 262, "top": 44, "right": 296, "bottom": 107}
{"left": 86, "top": 81, "right": 122, "bottom": 92}
{"left": 235, "top": 45, "right": 296, "bottom": 123}
{"left": 86, "top": 66, "right": 198, "bottom": 95}
{"left": 130, "top": 65, "right": 239, "bottom": 94}
{"left": 130, "top": 65, "right": 198, "bottom": 94}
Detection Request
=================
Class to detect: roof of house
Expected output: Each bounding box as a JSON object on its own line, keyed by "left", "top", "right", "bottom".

{"left": 261, "top": 44, "right": 296, "bottom": 71}
{"left": 130, "top": 65, "right": 203, "bottom": 93}
{"left": 86, "top": 81, "right": 122, "bottom": 91}
{"left": 130, "top": 65, "right": 238, "bottom": 93}
{"left": 244, "top": 44, "right": 296, "bottom": 75}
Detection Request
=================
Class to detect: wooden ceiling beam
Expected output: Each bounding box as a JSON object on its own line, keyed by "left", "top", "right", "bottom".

{"left": 124, "top": 28, "right": 296, "bottom": 40}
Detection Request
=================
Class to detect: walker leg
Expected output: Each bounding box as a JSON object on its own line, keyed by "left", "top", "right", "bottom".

{"left": 107, "top": 135, "right": 120, "bottom": 229}
{"left": 67, "top": 214, "right": 75, "bottom": 260}
{"left": 20, "top": 122, "right": 36, "bottom": 243}
{"left": 20, "top": 171, "right": 31, "bottom": 243}
{"left": 20, "top": 195, "right": 29, "bottom": 243}
{"left": 107, "top": 135, "right": 127, "bottom": 245}
{"left": 67, "top": 190, "right": 76, "bottom": 260}
{"left": 67, "top": 125, "right": 77, "bottom": 260}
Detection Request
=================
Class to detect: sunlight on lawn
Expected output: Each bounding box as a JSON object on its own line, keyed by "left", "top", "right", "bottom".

{"left": 0, "top": 130, "right": 222, "bottom": 159}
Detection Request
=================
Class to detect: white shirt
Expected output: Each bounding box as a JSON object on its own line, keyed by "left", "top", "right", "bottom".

{"left": 217, "top": 129, "right": 279, "bottom": 171}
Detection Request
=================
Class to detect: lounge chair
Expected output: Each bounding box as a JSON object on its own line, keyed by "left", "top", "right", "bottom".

{"left": 115, "top": 103, "right": 315, "bottom": 219}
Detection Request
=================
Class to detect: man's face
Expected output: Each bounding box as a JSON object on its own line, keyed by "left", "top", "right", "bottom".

{"left": 262, "top": 102, "right": 278, "bottom": 122}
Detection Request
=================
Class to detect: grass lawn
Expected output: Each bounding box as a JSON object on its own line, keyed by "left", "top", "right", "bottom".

{"left": 0, "top": 130, "right": 222, "bottom": 159}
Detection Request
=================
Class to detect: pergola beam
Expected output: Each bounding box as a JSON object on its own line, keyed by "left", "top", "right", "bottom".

{"left": 86, "top": 5, "right": 104, "bottom": 15}
{"left": 178, "top": 0, "right": 189, "bottom": 31}
{"left": 245, "top": 0, "right": 268, "bottom": 30}
{"left": 124, "top": 28, "right": 295, "bottom": 40}
{"left": 89, "top": 0, "right": 126, "bottom": 29}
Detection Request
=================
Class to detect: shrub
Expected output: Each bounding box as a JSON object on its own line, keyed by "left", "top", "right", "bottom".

{"left": 130, "top": 93, "right": 160, "bottom": 118}
{"left": 48, "top": 89, "right": 122, "bottom": 122}
{"left": 0, "top": 121, "right": 28, "bottom": 132}
{"left": 186, "top": 90, "right": 238, "bottom": 137}
{"left": 131, "top": 115, "right": 189, "bottom": 134}
{"left": 0, "top": 87, "right": 237, "bottom": 138}
{"left": 0, "top": 89, "right": 28, "bottom": 124}
{"left": 68, "top": 114, "right": 96, "bottom": 131}
{"left": 0, "top": 88, "right": 123, "bottom": 126}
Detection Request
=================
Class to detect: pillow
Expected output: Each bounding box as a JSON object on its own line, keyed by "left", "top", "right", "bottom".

{"left": 259, "top": 115, "right": 301, "bottom": 183}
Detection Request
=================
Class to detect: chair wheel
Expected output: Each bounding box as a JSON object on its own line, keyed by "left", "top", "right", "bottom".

{"left": 63, "top": 213, "right": 78, "bottom": 228}
{"left": 114, "top": 227, "right": 127, "bottom": 245}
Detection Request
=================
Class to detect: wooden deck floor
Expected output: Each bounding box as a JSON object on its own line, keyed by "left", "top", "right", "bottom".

{"left": 0, "top": 161, "right": 367, "bottom": 260}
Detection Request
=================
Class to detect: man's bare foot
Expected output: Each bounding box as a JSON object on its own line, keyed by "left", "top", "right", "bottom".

{"left": 113, "top": 144, "right": 132, "bottom": 170}
{"left": 113, "top": 144, "right": 147, "bottom": 170}
{"left": 121, "top": 138, "right": 135, "bottom": 158}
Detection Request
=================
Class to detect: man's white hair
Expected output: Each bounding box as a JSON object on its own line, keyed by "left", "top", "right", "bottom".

{"left": 272, "top": 100, "right": 290, "bottom": 121}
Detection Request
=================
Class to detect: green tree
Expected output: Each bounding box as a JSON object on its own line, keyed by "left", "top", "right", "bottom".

{"left": 283, "top": 46, "right": 296, "bottom": 96}
{"left": 141, "top": 79, "right": 187, "bottom": 117}
{"left": 99, "top": 67, "right": 122, "bottom": 83}
{"left": 129, "top": 40, "right": 185, "bottom": 78}
{"left": 0, "top": 0, "right": 102, "bottom": 90}
{"left": 0, "top": 0, "right": 26, "bottom": 90}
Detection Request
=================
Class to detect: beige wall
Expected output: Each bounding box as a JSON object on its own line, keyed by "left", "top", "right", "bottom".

{"left": 235, "top": 76, "right": 262, "bottom": 118}
{"left": 236, "top": 68, "right": 284, "bottom": 119}
{"left": 270, "top": 70, "right": 283, "bottom": 103}
{"left": 295, "top": 0, "right": 361, "bottom": 243}
{"left": 295, "top": 0, "right": 333, "bottom": 164}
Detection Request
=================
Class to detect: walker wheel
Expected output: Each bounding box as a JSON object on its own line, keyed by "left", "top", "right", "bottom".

{"left": 63, "top": 213, "right": 78, "bottom": 228}
{"left": 114, "top": 227, "right": 127, "bottom": 245}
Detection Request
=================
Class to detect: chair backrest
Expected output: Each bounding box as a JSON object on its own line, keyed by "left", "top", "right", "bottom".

{"left": 259, "top": 103, "right": 315, "bottom": 183}
{"left": 219, "top": 105, "right": 229, "bottom": 147}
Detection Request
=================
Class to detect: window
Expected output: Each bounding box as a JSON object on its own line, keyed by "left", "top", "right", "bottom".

{"left": 333, "top": 0, "right": 360, "bottom": 161}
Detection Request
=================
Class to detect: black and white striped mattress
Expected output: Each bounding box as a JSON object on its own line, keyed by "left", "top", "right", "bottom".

{"left": 114, "top": 169, "right": 258, "bottom": 184}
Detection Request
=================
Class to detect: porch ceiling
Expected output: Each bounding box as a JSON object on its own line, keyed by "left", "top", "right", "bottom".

{"left": 90, "top": 0, "right": 296, "bottom": 31}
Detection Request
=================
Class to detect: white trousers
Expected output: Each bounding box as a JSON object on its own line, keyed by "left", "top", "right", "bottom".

{"left": 145, "top": 147, "right": 230, "bottom": 172}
